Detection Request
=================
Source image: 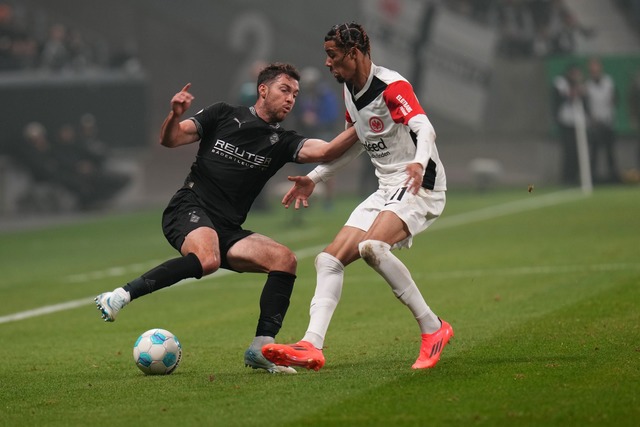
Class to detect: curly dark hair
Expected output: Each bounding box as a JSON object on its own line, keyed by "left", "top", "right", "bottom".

{"left": 325, "top": 22, "right": 371, "bottom": 57}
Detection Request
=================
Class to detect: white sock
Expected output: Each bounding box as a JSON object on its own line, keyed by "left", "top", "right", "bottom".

{"left": 302, "top": 252, "right": 344, "bottom": 349}
{"left": 358, "top": 240, "right": 441, "bottom": 334}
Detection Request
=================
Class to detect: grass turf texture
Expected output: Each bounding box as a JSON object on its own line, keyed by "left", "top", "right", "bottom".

{"left": 0, "top": 186, "right": 638, "bottom": 426}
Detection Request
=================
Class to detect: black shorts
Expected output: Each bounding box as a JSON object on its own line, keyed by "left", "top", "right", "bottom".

{"left": 161, "top": 189, "right": 253, "bottom": 271}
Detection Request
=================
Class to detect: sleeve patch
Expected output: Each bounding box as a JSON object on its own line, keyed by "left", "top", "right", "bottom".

{"left": 383, "top": 81, "right": 425, "bottom": 124}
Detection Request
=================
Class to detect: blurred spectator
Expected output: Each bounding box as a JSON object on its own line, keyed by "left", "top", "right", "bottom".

{"left": 78, "top": 113, "right": 108, "bottom": 161}
{"left": 11, "top": 117, "right": 131, "bottom": 211}
{"left": 40, "top": 23, "right": 70, "bottom": 71}
{"left": 496, "top": 0, "right": 536, "bottom": 58}
{"left": 77, "top": 113, "right": 133, "bottom": 196}
{"left": 295, "top": 66, "right": 341, "bottom": 142}
{"left": 291, "top": 66, "right": 342, "bottom": 217}
{"left": 529, "top": 0, "right": 554, "bottom": 55}
{"left": 445, "top": 0, "right": 593, "bottom": 59}
{"left": 66, "top": 27, "right": 94, "bottom": 71}
{"left": 629, "top": 67, "right": 640, "bottom": 170}
{"left": 17, "top": 121, "right": 59, "bottom": 184}
{"left": 52, "top": 120, "right": 130, "bottom": 210}
{"left": 14, "top": 121, "right": 68, "bottom": 211}
{"left": 53, "top": 122, "right": 97, "bottom": 208}
{"left": 543, "top": 0, "right": 594, "bottom": 56}
{"left": 551, "top": 63, "right": 587, "bottom": 185}
{"left": 585, "top": 57, "right": 620, "bottom": 184}
{"left": 0, "top": 2, "right": 141, "bottom": 74}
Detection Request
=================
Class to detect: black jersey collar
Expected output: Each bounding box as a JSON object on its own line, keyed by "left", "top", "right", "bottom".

{"left": 249, "top": 106, "right": 281, "bottom": 129}
{"left": 346, "top": 64, "right": 387, "bottom": 111}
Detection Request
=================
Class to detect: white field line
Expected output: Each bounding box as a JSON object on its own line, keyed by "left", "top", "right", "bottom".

{"left": 0, "top": 190, "right": 591, "bottom": 325}
{"left": 426, "top": 262, "right": 640, "bottom": 280}
{"left": 431, "top": 188, "right": 586, "bottom": 231}
{"left": 3, "top": 261, "right": 637, "bottom": 325}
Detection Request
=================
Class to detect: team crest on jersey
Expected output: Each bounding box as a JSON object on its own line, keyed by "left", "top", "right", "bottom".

{"left": 369, "top": 117, "right": 384, "bottom": 133}
{"left": 270, "top": 133, "right": 279, "bottom": 144}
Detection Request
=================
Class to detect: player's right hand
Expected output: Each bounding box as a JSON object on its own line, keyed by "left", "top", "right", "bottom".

{"left": 171, "top": 83, "right": 194, "bottom": 116}
{"left": 282, "top": 175, "right": 315, "bottom": 209}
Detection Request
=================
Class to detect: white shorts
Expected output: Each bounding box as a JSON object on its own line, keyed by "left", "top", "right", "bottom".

{"left": 345, "top": 187, "right": 446, "bottom": 249}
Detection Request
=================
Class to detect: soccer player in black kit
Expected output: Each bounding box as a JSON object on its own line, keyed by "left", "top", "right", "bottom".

{"left": 95, "top": 63, "right": 358, "bottom": 373}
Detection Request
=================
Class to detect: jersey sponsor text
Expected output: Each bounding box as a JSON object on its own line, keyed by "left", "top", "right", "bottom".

{"left": 363, "top": 138, "right": 391, "bottom": 159}
{"left": 212, "top": 139, "right": 272, "bottom": 169}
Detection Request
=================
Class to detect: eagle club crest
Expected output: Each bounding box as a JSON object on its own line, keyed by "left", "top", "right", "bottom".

{"left": 369, "top": 116, "right": 384, "bottom": 133}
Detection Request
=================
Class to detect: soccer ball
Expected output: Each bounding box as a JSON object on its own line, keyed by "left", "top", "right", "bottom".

{"left": 133, "top": 328, "right": 182, "bottom": 375}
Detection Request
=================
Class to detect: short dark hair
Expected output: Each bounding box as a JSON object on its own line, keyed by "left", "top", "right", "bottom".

{"left": 256, "top": 62, "right": 300, "bottom": 92}
{"left": 325, "top": 22, "right": 371, "bottom": 57}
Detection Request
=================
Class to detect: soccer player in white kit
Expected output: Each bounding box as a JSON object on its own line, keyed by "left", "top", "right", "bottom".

{"left": 262, "top": 22, "right": 453, "bottom": 370}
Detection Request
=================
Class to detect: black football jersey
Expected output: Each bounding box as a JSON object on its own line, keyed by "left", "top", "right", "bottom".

{"left": 184, "top": 102, "right": 306, "bottom": 228}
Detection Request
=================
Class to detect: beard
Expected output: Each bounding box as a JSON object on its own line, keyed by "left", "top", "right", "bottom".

{"left": 273, "top": 110, "right": 288, "bottom": 123}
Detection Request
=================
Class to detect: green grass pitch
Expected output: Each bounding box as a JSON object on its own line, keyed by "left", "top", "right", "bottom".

{"left": 0, "top": 186, "right": 638, "bottom": 426}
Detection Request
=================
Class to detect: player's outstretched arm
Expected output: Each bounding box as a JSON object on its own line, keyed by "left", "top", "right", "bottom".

{"left": 296, "top": 126, "right": 358, "bottom": 163}
{"left": 282, "top": 175, "right": 315, "bottom": 209}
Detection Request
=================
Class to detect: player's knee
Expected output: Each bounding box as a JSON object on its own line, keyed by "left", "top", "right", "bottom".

{"left": 315, "top": 252, "right": 344, "bottom": 273}
{"left": 358, "top": 239, "right": 389, "bottom": 267}
{"left": 197, "top": 253, "right": 221, "bottom": 276}
{"left": 271, "top": 247, "right": 297, "bottom": 273}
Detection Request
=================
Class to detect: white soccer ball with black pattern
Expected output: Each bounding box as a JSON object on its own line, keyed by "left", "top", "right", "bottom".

{"left": 133, "top": 328, "right": 182, "bottom": 375}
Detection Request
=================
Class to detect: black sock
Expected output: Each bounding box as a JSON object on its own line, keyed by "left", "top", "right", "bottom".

{"left": 255, "top": 271, "right": 296, "bottom": 337}
{"left": 123, "top": 253, "right": 203, "bottom": 300}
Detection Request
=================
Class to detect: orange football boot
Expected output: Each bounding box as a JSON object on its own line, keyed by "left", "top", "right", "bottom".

{"left": 262, "top": 340, "right": 325, "bottom": 371}
{"left": 412, "top": 319, "right": 454, "bottom": 369}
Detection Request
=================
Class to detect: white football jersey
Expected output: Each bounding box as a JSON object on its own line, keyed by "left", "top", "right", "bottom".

{"left": 344, "top": 63, "right": 446, "bottom": 191}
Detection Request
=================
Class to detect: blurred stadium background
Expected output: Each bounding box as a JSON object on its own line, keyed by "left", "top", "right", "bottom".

{"left": 1, "top": 0, "right": 639, "bottom": 224}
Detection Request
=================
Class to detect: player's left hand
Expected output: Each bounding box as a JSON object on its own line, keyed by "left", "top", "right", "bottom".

{"left": 404, "top": 163, "right": 424, "bottom": 194}
{"left": 282, "top": 176, "right": 315, "bottom": 209}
